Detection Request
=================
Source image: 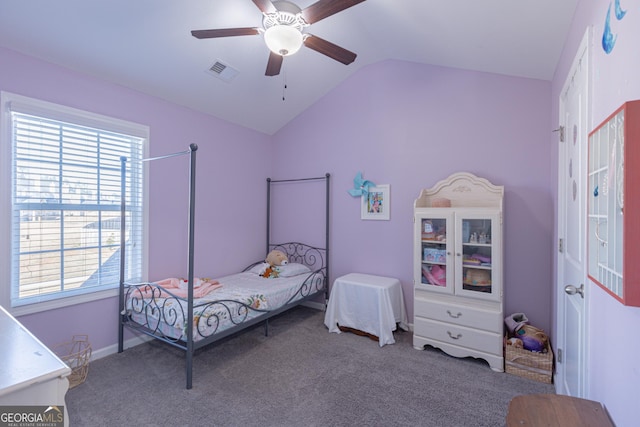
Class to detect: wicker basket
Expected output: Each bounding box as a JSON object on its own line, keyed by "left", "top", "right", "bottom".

{"left": 54, "top": 335, "right": 92, "bottom": 389}
{"left": 505, "top": 337, "right": 553, "bottom": 384}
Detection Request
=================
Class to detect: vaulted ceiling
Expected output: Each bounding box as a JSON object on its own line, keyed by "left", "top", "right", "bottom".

{"left": 0, "top": 0, "right": 578, "bottom": 135}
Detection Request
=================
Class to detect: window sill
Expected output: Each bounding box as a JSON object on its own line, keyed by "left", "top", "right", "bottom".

{"left": 10, "top": 287, "right": 120, "bottom": 317}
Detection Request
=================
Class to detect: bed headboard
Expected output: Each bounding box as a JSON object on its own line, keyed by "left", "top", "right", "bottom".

{"left": 266, "top": 174, "right": 330, "bottom": 301}
{"left": 269, "top": 242, "right": 327, "bottom": 272}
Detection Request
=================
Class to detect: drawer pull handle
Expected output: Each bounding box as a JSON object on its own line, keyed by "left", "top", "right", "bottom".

{"left": 447, "top": 331, "right": 462, "bottom": 340}
{"left": 447, "top": 310, "right": 462, "bottom": 318}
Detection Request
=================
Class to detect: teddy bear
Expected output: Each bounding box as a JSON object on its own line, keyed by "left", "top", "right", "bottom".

{"left": 266, "top": 249, "right": 288, "bottom": 267}
{"left": 258, "top": 249, "right": 288, "bottom": 278}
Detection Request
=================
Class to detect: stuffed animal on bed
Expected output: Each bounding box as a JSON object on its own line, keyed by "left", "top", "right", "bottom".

{"left": 259, "top": 250, "right": 289, "bottom": 278}
{"left": 266, "top": 250, "right": 288, "bottom": 266}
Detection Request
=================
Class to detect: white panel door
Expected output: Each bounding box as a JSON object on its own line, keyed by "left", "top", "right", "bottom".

{"left": 556, "top": 28, "right": 590, "bottom": 398}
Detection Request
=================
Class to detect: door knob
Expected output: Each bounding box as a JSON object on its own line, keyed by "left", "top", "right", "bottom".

{"left": 564, "top": 284, "right": 584, "bottom": 298}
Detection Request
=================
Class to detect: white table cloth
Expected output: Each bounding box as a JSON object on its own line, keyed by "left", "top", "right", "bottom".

{"left": 324, "top": 273, "right": 408, "bottom": 347}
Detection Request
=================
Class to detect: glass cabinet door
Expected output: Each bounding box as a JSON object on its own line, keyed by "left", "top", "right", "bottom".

{"left": 416, "top": 213, "right": 453, "bottom": 294}
{"left": 455, "top": 213, "right": 501, "bottom": 300}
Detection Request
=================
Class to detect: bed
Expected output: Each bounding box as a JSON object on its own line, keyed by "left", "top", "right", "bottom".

{"left": 117, "top": 144, "right": 330, "bottom": 389}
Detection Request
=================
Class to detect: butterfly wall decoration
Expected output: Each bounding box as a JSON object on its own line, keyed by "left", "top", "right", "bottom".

{"left": 348, "top": 172, "right": 375, "bottom": 197}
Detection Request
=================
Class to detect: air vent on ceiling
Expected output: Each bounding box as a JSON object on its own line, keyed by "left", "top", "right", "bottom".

{"left": 207, "top": 60, "right": 239, "bottom": 82}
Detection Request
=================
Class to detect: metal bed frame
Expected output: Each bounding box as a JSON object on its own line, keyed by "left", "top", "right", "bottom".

{"left": 117, "top": 144, "right": 330, "bottom": 389}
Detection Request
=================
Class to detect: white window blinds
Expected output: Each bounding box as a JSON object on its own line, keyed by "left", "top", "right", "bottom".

{"left": 5, "top": 96, "right": 146, "bottom": 309}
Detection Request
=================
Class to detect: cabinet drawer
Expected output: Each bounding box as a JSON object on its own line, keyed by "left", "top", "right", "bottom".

{"left": 414, "top": 298, "right": 502, "bottom": 333}
{"left": 414, "top": 317, "right": 502, "bottom": 355}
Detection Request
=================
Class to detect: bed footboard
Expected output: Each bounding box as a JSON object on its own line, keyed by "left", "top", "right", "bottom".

{"left": 122, "top": 283, "right": 273, "bottom": 346}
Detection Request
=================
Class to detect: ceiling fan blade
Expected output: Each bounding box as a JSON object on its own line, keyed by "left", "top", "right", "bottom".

{"left": 304, "top": 34, "right": 357, "bottom": 65}
{"left": 301, "top": 0, "right": 366, "bottom": 24}
{"left": 265, "top": 52, "right": 283, "bottom": 76}
{"left": 252, "top": 0, "right": 277, "bottom": 14}
{"left": 191, "top": 28, "right": 260, "bottom": 39}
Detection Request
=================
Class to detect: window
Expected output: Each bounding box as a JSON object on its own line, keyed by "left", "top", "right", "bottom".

{"left": 0, "top": 92, "right": 148, "bottom": 314}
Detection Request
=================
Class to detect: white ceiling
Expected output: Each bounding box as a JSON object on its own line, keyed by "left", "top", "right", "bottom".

{"left": 0, "top": 0, "right": 578, "bottom": 135}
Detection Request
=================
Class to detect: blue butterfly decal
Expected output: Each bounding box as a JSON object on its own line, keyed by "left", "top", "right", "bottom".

{"left": 602, "top": 3, "right": 617, "bottom": 54}
{"left": 602, "top": 0, "right": 627, "bottom": 54}
{"left": 614, "top": 0, "right": 626, "bottom": 20}
{"left": 348, "top": 172, "right": 376, "bottom": 197}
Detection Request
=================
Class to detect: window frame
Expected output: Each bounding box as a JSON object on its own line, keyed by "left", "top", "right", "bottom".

{"left": 0, "top": 91, "right": 149, "bottom": 316}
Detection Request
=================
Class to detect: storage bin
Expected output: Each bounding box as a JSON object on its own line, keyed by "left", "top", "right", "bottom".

{"left": 505, "top": 337, "right": 553, "bottom": 384}
{"left": 53, "top": 335, "right": 92, "bottom": 389}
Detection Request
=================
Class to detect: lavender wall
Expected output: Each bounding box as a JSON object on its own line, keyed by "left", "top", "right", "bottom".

{"left": 1, "top": 46, "right": 273, "bottom": 352}
{"left": 550, "top": 1, "right": 640, "bottom": 425}
{"left": 5, "top": 2, "right": 639, "bottom": 421}
{"left": 4, "top": 45, "right": 556, "bottom": 349}
{"left": 272, "top": 60, "right": 554, "bottom": 333}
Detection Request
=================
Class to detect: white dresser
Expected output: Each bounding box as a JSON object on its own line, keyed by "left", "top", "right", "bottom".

{"left": 0, "top": 306, "right": 71, "bottom": 426}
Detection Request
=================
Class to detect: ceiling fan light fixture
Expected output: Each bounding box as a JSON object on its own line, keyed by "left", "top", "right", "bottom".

{"left": 264, "top": 25, "right": 303, "bottom": 56}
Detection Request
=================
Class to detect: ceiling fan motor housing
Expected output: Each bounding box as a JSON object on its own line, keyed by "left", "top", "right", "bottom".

{"left": 262, "top": 1, "right": 308, "bottom": 56}
{"left": 262, "top": 1, "right": 308, "bottom": 28}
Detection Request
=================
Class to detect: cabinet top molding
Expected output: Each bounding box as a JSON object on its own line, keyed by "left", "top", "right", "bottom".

{"left": 415, "top": 172, "right": 504, "bottom": 209}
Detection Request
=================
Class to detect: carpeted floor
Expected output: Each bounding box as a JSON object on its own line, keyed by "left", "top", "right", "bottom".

{"left": 66, "top": 306, "right": 554, "bottom": 426}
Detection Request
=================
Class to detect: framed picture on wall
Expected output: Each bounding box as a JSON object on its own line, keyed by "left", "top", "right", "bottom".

{"left": 362, "top": 185, "right": 390, "bottom": 220}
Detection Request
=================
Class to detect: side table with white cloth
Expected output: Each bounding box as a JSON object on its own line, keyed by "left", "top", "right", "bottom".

{"left": 324, "top": 273, "right": 409, "bottom": 347}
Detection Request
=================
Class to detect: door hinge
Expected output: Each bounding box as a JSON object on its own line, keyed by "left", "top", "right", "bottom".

{"left": 557, "top": 348, "right": 563, "bottom": 363}
{"left": 553, "top": 126, "right": 565, "bottom": 142}
{"left": 558, "top": 238, "right": 564, "bottom": 253}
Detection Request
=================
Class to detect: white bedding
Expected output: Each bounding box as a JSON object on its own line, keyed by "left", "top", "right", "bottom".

{"left": 126, "top": 271, "right": 316, "bottom": 342}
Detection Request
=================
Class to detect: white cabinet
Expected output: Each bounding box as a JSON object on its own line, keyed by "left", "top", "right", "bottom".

{"left": 413, "top": 172, "right": 504, "bottom": 372}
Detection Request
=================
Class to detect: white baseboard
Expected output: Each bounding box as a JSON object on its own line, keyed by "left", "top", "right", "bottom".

{"left": 301, "top": 300, "right": 325, "bottom": 311}
{"left": 90, "top": 334, "right": 153, "bottom": 362}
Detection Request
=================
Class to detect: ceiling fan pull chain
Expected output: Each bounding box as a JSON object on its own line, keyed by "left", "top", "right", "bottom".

{"left": 282, "top": 71, "right": 287, "bottom": 101}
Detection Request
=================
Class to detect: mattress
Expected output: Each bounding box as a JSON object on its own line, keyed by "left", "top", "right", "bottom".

{"left": 125, "top": 271, "right": 317, "bottom": 342}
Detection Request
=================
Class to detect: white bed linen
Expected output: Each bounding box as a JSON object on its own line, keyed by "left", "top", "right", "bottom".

{"left": 126, "top": 271, "right": 313, "bottom": 342}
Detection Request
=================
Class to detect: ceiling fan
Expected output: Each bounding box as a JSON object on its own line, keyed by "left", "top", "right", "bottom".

{"left": 191, "top": 0, "right": 366, "bottom": 76}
